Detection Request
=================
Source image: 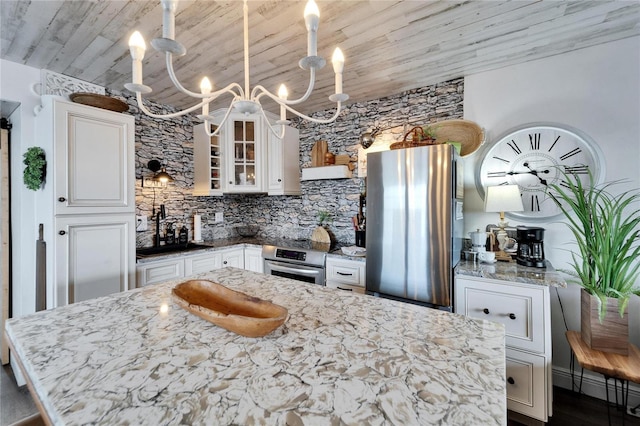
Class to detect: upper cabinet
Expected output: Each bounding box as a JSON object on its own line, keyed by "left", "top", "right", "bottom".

{"left": 193, "top": 110, "right": 300, "bottom": 196}
{"left": 36, "top": 96, "right": 135, "bottom": 215}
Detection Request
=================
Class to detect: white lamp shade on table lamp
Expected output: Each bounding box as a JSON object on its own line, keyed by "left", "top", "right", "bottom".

{"left": 484, "top": 185, "right": 524, "bottom": 255}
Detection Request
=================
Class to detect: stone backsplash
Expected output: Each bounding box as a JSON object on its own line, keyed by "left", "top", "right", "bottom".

{"left": 109, "top": 77, "right": 463, "bottom": 248}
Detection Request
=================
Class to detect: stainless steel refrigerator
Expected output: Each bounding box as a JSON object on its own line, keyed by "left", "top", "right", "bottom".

{"left": 366, "top": 144, "right": 463, "bottom": 310}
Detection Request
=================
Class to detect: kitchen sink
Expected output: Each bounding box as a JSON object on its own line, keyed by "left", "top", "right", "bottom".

{"left": 136, "top": 243, "right": 211, "bottom": 258}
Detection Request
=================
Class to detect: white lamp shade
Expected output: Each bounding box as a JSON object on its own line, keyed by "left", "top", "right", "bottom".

{"left": 484, "top": 185, "right": 524, "bottom": 213}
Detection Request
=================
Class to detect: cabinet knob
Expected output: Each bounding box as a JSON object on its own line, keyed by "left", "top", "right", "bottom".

{"left": 277, "top": 178, "right": 282, "bottom": 182}
{"left": 509, "top": 313, "right": 517, "bottom": 320}
{"left": 229, "top": 181, "right": 233, "bottom": 185}
{"left": 58, "top": 197, "right": 66, "bottom": 202}
{"left": 483, "top": 308, "right": 490, "bottom": 315}
{"left": 507, "top": 377, "right": 515, "bottom": 385}
{"left": 58, "top": 230, "right": 66, "bottom": 235}
{"left": 223, "top": 260, "right": 228, "bottom": 265}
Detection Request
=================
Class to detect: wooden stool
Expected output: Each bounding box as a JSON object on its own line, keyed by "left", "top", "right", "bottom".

{"left": 566, "top": 330, "right": 640, "bottom": 425}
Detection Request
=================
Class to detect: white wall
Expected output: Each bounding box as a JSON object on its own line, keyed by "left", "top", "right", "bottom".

{"left": 0, "top": 59, "right": 42, "bottom": 320}
{"left": 463, "top": 36, "right": 640, "bottom": 395}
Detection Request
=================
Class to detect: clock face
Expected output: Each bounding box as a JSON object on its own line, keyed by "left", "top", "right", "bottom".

{"left": 477, "top": 124, "right": 604, "bottom": 220}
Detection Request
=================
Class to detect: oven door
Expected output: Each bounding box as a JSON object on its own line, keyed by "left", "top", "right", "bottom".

{"left": 263, "top": 259, "right": 325, "bottom": 285}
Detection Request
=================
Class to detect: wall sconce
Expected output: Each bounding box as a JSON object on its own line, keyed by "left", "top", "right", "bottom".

{"left": 142, "top": 160, "right": 173, "bottom": 187}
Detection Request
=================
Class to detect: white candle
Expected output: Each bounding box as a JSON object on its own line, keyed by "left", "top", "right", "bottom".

{"left": 193, "top": 214, "right": 202, "bottom": 242}
{"left": 332, "top": 47, "right": 345, "bottom": 94}
{"left": 304, "top": 0, "right": 319, "bottom": 57}
{"left": 128, "top": 31, "right": 146, "bottom": 85}
{"left": 278, "top": 84, "right": 288, "bottom": 121}
{"left": 200, "top": 77, "right": 212, "bottom": 116}
{"left": 161, "top": 0, "right": 179, "bottom": 40}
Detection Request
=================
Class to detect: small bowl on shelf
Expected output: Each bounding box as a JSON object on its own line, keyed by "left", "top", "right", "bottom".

{"left": 235, "top": 225, "right": 260, "bottom": 237}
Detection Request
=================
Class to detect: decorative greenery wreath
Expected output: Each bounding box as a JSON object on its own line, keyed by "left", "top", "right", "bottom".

{"left": 23, "top": 147, "right": 46, "bottom": 191}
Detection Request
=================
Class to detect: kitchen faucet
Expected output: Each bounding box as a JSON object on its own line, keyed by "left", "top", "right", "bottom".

{"left": 154, "top": 204, "right": 166, "bottom": 247}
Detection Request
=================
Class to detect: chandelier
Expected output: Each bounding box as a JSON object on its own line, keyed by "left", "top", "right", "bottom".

{"left": 124, "top": 0, "right": 348, "bottom": 138}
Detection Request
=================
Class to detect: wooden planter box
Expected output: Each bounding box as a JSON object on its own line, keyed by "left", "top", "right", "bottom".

{"left": 581, "top": 289, "right": 629, "bottom": 355}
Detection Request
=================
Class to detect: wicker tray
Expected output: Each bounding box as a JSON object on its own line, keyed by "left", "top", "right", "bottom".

{"left": 69, "top": 92, "right": 129, "bottom": 113}
{"left": 432, "top": 119, "right": 484, "bottom": 157}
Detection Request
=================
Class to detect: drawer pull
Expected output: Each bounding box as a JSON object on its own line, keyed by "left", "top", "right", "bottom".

{"left": 509, "top": 313, "right": 517, "bottom": 320}
{"left": 337, "top": 272, "right": 353, "bottom": 276}
{"left": 58, "top": 230, "right": 66, "bottom": 235}
{"left": 483, "top": 308, "right": 490, "bottom": 315}
{"left": 58, "top": 197, "right": 66, "bottom": 202}
{"left": 337, "top": 286, "right": 353, "bottom": 292}
{"left": 507, "top": 377, "right": 515, "bottom": 385}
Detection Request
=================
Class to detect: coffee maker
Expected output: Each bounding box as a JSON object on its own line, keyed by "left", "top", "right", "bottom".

{"left": 516, "top": 226, "right": 546, "bottom": 268}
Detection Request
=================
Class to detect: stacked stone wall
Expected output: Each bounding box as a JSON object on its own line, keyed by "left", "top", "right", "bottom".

{"left": 108, "top": 77, "right": 463, "bottom": 247}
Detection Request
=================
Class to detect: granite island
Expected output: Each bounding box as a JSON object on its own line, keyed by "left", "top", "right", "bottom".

{"left": 6, "top": 268, "right": 506, "bottom": 425}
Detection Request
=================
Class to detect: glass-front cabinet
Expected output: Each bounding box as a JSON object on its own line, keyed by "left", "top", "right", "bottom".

{"left": 193, "top": 109, "right": 300, "bottom": 196}
{"left": 228, "top": 117, "right": 262, "bottom": 192}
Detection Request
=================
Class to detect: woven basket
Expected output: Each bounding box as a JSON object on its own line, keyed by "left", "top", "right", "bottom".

{"left": 390, "top": 126, "right": 438, "bottom": 150}
{"left": 432, "top": 120, "right": 484, "bottom": 157}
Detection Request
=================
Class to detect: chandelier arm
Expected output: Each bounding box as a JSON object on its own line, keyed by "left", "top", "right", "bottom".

{"left": 135, "top": 92, "right": 213, "bottom": 119}
{"left": 165, "top": 52, "right": 245, "bottom": 99}
{"left": 258, "top": 108, "right": 286, "bottom": 139}
{"left": 281, "top": 102, "right": 344, "bottom": 124}
{"left": 202, "top": 103, "right": 236, "bottom": 137}
{"left": 251, "top": 68, "right": 317, "bottom": 105}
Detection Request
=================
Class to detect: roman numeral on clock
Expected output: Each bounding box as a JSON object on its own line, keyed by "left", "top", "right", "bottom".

{"left": 487, "top": 171, "right": 506, "bottom": 178}
{"left": 529, "top": 133, "right": 540, "bottom": 150}
{"left": 507, "top": 140, "right": 522, "bottom": 155}
{"left": 492, "top": 156, "right": 510, "bottom": 163}
{"left": 564, "top": 165, "right": 589, "bottom": 175}
{"left": 548, "top": 135, "right": 561, "bottom": 152}
{"left": 560, "top": 147, "right": 582, "bottom": 161}
{"left": 531, "top": 194, "right": 540, "bottom": 211}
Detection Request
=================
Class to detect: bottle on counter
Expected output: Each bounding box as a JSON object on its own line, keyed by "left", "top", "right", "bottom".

{"left": 165, "top": 223, "right": 176, "bottom": 245}
{"left": 178, "top": 225, "right": 189, "bottom": 245}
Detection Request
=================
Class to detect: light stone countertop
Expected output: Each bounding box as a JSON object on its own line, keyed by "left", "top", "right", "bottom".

{"left": 455, "top": 259, "right": 566, "bottom": 288}
{"left": 6, "top": 268, "right": 505, "bottom": 425}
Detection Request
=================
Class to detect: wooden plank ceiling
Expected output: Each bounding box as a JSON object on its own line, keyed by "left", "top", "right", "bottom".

{"left": 1, "top": 1, "right": 639, "bottom": 115}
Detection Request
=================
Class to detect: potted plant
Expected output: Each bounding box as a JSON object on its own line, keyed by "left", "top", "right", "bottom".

{"left": 23, "top": 146, "right": 47, "bottom": 191}
{"left": 311, "top": 210, "right": 332, "bottom": 247}
{"left": 548, "top": 171, "right": 640, "bottom": 355}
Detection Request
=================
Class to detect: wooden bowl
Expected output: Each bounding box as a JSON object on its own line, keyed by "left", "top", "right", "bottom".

{"left": 172, "top": 280, "right": 288, "bottom": 337}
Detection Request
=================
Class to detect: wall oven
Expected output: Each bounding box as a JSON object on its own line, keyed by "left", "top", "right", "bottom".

{"left": 262, "top": 245, "right": 326, "bottom": 285}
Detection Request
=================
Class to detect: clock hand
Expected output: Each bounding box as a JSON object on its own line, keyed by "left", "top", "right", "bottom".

{"left": 523, "top": 162, "right": 549, "bottom": 186}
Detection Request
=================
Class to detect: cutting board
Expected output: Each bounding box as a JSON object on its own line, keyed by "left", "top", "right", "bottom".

{"left": 311, "top": 140, "right": 328, "bottom": 167}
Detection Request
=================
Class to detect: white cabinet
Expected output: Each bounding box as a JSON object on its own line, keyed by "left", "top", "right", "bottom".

{"left": 221, "top": 247, "right": 244, "bottom": 269}
{"left": 35, "top": 96, "right": 135, "bottom": 307}
{"left": 326, "top": 257, "right": 366, "bottom": 294}
{"left": 55, "top": 215, "right": 135, "bottom": 304}
{"left": 244, "top": 247, "right": 264, "bottom": 273}
{"left": 137, "top": 246, "right": 249, "bottom": 287}
{"left": 266, "top": 122, "right": 300, "bottom": 195}
{"left": 137, "top": 258, "right": 184, "bottom": 287}
{"left": 454, "top": 276, "right": 552, "bottom": 422}
{"left": 193, "top": 110, "right": 299, "bottom": 195}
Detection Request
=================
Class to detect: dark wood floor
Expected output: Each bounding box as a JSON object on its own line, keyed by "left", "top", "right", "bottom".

{"left": 509, "top": 386, "right": 640, "bottom": 426}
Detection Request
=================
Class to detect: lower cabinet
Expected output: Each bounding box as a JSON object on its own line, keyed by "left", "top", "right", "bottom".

{"left": 137, "top": 246, "right": 247, "bottom": 287}
{"left": 244, "top": 247, "right": 264, "bottom": 273}
{"left": 55, "top": 214, "right": 135, "bottom": 306}
{"left": 454, "top": 276, "right": 552, "bottom": 422}
{"left": 325, "top": 257, "right": 366, "bottom": 294}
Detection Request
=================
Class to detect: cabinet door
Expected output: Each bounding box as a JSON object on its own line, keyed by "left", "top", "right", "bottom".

{"left": 55, "top": 215, "right": 135, "bottom": 306}
{"left": 225, "top": 115, "right": 263, "bottom": 193}
{"left": 267, "top": 130, "right": 284, "bottom": 193}
{"left": 267, "top": 125, "right": 300, "bottom": 196}
{"left": 136, "top": 259, "right": 184, "bottom": 287}
{"left": 55, "top": 102, "right": 135, "bottom": 214}
{"left": 326, "top": 258, "right": 365, "bottom": 287}
{"left": 506, "top": 349, "right": 548, "bottom": 421}
{"left": 184, "top": 251, "right": 222, "bottom": 276}
{"left": 244, "top": 247, "right": 264, "bottom": 273}
{"left": 221, "top": 248, "right": 244, "bottom": 268}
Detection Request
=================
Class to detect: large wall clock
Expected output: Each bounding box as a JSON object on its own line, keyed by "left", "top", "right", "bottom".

{"left": 476, "top": 123, "right": 605, "bottom": 221}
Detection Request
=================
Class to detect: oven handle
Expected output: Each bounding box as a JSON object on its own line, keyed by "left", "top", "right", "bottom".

{"left": 265, "top": 260, "right": 322, "bottom": 276}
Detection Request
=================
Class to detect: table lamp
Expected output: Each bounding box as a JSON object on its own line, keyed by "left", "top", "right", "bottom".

{"left": 484, "top": 185, "right": 524, "bottom": 261}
